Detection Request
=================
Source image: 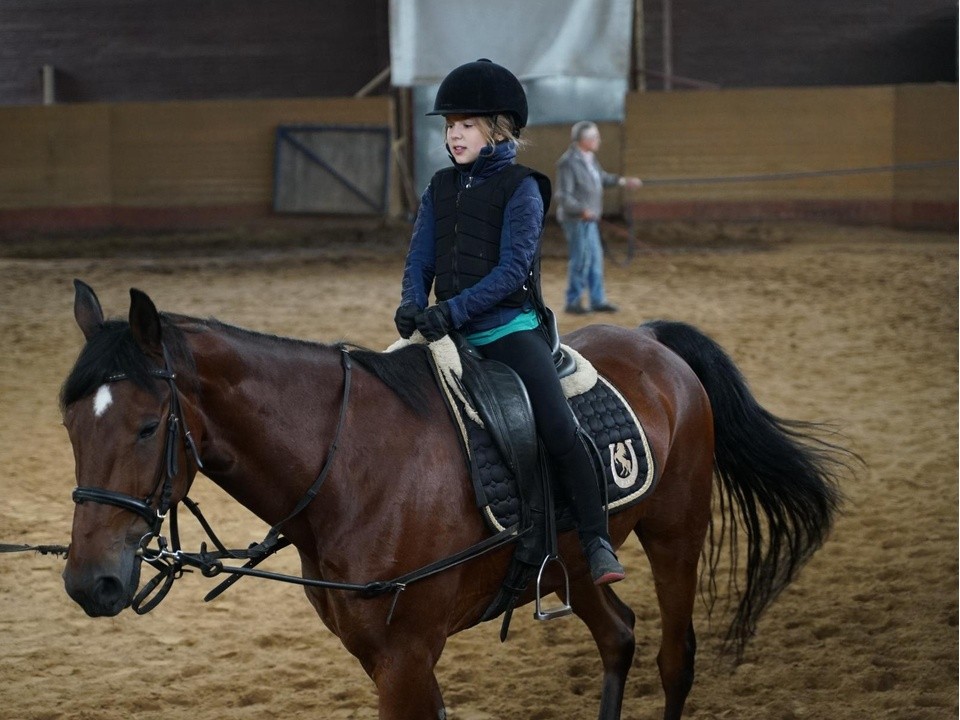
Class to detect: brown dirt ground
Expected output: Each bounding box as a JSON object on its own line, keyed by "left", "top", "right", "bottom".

{"left": 0, "top": 220, "right": 956, "bottom": 719}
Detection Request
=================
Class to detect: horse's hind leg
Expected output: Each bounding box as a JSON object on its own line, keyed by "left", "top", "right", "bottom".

{"left": 569, "top": 578, "right": 637, "bottom": 720}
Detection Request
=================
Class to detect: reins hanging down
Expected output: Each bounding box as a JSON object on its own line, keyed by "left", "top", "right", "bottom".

{"left": 149, "top": 501, "right": 522, "bottom": 623}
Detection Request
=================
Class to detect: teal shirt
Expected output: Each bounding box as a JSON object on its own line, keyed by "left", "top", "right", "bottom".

{"left": 464, "top": 308, "right": 540, "bottom": 346}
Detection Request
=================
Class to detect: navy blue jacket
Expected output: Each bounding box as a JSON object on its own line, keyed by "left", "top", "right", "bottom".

{"left": 400, "top": 141, "right": 545, "bottom": 334}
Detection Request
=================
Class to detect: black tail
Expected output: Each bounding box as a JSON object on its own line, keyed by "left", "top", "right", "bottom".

{"left": 642, "top": 320, "right": 848, "bottom": 659}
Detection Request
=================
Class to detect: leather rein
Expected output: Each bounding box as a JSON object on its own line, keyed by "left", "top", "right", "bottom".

{"left": 70, "top": 345, "right": 521, "bottom": 621}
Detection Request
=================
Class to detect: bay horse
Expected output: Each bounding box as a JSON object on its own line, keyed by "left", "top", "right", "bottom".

{"left": 61, "top": 280, "right": 843, "bottom": 720}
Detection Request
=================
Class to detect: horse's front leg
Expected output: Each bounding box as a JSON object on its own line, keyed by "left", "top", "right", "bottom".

{"left": 368, "top": 633, "right": 448, "bottom": 720}
{"left": 302, "top": 585, "right": 450, "bottom": 719}
{"left": 568, "top": 574, "right": 637, "bottom": 720}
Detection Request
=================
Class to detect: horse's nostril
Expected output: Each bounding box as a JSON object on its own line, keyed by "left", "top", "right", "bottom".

{"left": 93, "top": 575, "right": 125, "bottom": 607}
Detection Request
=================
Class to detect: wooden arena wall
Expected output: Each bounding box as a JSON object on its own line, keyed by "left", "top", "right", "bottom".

{"left": 0, "top": 96, "right": 397, "bottom": 232}
{"left": 0, "top": 85, "right": 954, "bottom": 232}
{"left": 619, "top": 84, "right": 957, "bottom": 228}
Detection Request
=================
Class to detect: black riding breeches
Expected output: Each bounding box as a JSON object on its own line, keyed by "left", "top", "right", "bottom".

{"left": 478, "top": 329, "right": 578, "bottom": 456}
{"left": 477, "top": 328, "right": 609, "bottom": 542}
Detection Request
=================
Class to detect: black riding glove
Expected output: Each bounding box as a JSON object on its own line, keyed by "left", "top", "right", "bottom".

{"left": 415, "top": 302, "right": 452, "bottom": 342}
{"left": 394, "top": 303, "right": 420, "bottom": 339}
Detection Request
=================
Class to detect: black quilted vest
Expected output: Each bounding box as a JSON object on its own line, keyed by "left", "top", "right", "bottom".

{"left": 431, "top": 163, "right": 551, "bottom": 306}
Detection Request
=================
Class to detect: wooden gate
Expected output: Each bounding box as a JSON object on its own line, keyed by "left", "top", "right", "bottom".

{"left": 273, "top": 124, "right": 392, "bottom": 215}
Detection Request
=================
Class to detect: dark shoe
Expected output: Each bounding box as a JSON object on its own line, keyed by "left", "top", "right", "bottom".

{"left": 564, "top": 303, "right": 588, "bottom": 315}
{"left": 592, "top": 302, "right": 619, "bottom": 313}
{"left": 584, "top": 537, "right": 625, "bottom": 586}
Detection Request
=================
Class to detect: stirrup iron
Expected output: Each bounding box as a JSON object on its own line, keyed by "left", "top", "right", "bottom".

{"left": 534, "top": 554, "right": 572, "bottom": 621}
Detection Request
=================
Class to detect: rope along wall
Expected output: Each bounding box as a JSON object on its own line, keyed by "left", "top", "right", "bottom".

{"left": 635, "top": 159, "right": 956, "bottom": 186}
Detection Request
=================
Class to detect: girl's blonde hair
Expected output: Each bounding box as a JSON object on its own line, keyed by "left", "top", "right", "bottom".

{"left": 450, "top": 114, "right": 528, "bottom": 149}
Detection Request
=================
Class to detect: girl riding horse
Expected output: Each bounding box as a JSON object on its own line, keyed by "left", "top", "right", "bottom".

{"left": 394, "top": 58, "right": 625, "bottom": 585}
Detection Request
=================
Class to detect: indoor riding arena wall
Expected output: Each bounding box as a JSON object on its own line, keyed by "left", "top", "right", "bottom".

{"left": 620, "top": 84, "right": 957, "bottom": 228}
{"left": 0, "top": 85, "right": 954, "bottom": 233}
{"left": 0, "top": 96, "right": 398, "bottom": 233}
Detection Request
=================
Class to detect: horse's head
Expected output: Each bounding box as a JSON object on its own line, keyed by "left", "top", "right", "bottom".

{"left": 62, "top": 280, "right": 202, "bottom": 617}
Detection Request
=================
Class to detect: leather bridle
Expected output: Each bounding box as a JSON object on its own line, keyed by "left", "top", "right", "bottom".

{"left": 71, "top": 345, "right": 203, "bottom": 612}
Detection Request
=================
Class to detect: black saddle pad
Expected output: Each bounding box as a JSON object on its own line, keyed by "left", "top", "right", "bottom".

{"left": 461, "top": 374, "right": 658, "bottom": 534}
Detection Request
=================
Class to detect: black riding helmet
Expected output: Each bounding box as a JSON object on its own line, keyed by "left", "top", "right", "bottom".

{"left": 426, "top": 58, "right": 528, "bottom": 132}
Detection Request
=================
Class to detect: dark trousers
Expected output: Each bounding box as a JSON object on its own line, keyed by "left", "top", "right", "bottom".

{"left": 479, "top": 329, "right": 608, "bottom": 542}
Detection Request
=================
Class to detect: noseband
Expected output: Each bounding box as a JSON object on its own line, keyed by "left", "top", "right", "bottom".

{"left": 71, "top": 345, "right": 203, "bottom": 609}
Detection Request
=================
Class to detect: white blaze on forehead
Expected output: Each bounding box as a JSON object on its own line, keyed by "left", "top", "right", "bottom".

{"left": 93, "top": 385, "right": 113, "bottom": 417}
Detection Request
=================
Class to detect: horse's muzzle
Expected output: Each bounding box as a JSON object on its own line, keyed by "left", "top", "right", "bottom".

{"left": 63, "top": 552, "right": 141, "bottom": 617}
{"left": 67, "top": 574, "right": 127, "bottom": 617}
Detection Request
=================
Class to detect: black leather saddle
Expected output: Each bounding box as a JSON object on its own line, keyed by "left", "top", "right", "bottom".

{"left": 441, "top": 309, "right": 655, "bottom": 635}
{"left": 448, "top": 309, "right": 586, "bottom": 631}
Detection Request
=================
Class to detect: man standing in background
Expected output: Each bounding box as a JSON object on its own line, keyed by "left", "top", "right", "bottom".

{"left": 556, "top": 121, "right": 642, "bottom": 315}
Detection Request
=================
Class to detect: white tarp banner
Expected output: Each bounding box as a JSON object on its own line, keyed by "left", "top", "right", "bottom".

{"left": 389, "top": 0, "right": 634, "bottom": 86}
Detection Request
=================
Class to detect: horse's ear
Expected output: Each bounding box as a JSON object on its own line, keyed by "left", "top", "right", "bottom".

{"left": 128, "top": 288, "right": 163, "bottom": 357}
{"left": 73, "top": 279, "right": 104, "bottom": 340}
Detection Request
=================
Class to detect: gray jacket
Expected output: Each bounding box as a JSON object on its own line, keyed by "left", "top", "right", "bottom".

{"left": 555, "top": 143, "right": 621, "bottom": 222}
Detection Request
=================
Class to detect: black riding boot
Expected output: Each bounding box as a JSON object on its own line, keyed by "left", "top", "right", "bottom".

{"left": 553, "top": 431, "right": 625, "bottom": 585}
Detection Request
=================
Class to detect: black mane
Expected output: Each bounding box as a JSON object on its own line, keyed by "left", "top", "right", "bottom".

{"left": 181, "top": 318, "right": 437, "bottom": 414}
{"left": 61, "top": 312, "right": 436, "bottom": 416}
{"left": 188, "top": 320, "right": 437, "bottom": 414}
{"left": 343, "top": 343, "right": 434, "bottom": 415}
{"left": 60, "top": 315, "right": 194, "bottom": 410}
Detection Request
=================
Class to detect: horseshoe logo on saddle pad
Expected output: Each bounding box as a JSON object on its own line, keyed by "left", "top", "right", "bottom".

{"left": 609, "top": 439, "right": 640, "bottom": 489}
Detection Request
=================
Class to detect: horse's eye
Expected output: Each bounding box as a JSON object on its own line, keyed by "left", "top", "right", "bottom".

{"left": 138, "top": 421, "right": 160, "bottom": 440}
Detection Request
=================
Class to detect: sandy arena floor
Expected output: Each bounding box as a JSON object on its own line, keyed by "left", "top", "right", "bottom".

{"left": 0, "top": 220, "right": 956, "bottom": 719}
